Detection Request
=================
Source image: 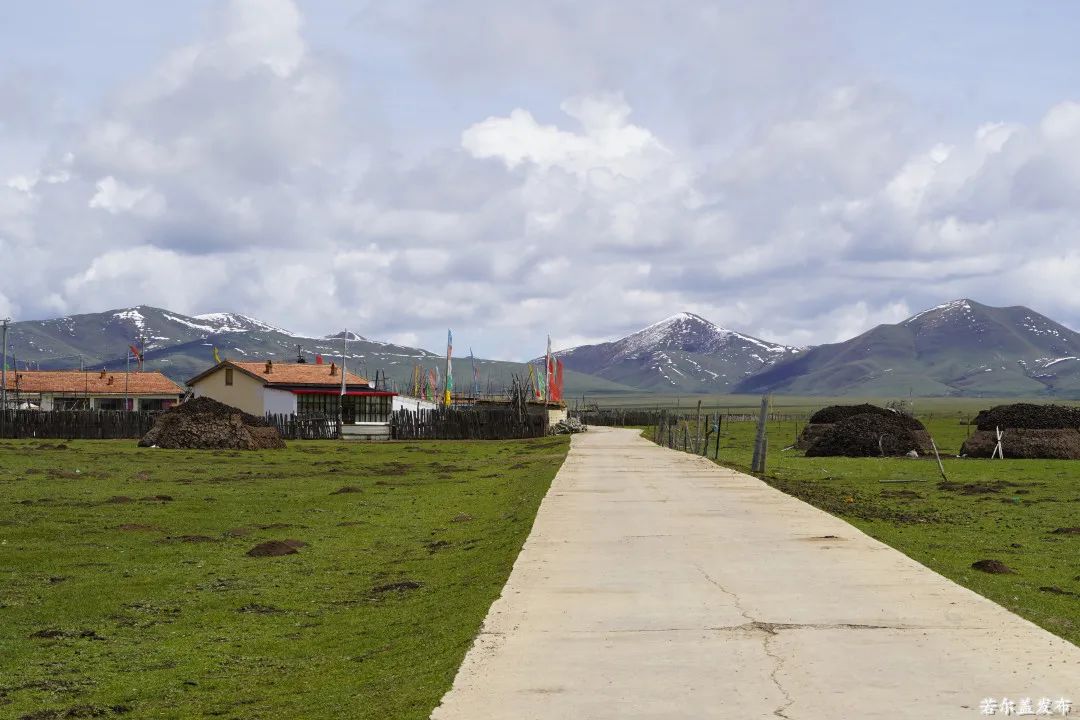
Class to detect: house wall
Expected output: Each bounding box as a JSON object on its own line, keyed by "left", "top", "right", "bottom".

{"left": 191, "top": 368, "right": 266, "bottom": 416}
{"left": 340, "top": 423, "right": 391, "bottom": 441}
{"left": 393, "top": 394, "right": 438, "bottom": 412}
{"left": 263, "top": 387, "right": 296, "bottom": 415}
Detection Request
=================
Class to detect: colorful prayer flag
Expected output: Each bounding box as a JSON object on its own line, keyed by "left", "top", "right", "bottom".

{"left": 444, "top": 329, "right": 453, "bottom": 406}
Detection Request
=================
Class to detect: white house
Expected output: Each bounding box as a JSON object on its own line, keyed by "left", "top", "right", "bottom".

{"left": 187, "top": 359, "right": 397, "bottom": 439}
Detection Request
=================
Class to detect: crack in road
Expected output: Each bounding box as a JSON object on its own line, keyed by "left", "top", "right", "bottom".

{"left": 695, "top": 564, "right": 795, "bottom": 717}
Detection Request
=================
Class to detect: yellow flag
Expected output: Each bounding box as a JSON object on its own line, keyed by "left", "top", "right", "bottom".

{"left": 213, "top": 347, "right": 221, "bottom": 364}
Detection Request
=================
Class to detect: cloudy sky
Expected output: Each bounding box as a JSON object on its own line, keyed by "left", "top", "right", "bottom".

{"left": 4, "top": 1, "right": 1080, "bottom": 358}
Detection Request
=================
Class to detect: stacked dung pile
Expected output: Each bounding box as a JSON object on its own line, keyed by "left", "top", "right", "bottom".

{"left": 797, "top": 404, "right": 885, "bottom": 449}
{"left": 805, "top": 408, "right": 931, "bottom": 458}
{"left": 799, "top": 404, "right": 931, "bottom": 454}
{"left": 960, "top": 403, "right": 1080, "bottom": 459}
{"left": 139, "top": 397, "right": 285, "bottom": 450}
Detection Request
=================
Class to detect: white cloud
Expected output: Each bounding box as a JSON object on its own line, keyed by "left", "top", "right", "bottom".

{"left": 4, "top": 0, "right": 1080, "bottom": 363}
{"left": 88, "top": 176, "right": 166, "bottom": 217}
{"left": 462, "top": 95, "right": 669, "bottom": 181}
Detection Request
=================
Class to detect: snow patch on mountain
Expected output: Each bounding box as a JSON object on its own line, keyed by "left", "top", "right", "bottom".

{"left": 903, "top": 299, "right": 974, "bottom": 326}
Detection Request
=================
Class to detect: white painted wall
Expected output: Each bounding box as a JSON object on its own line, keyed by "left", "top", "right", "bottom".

{"left": 263, "top": 387, "right": 297, "bottom": 415}
{"left": 393, "top": 394, "right": 438, "bottom": 412}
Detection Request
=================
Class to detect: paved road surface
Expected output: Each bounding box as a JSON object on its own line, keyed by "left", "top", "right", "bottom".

{"left": 432, "top": 427, "right": 1079, "bottom": 719}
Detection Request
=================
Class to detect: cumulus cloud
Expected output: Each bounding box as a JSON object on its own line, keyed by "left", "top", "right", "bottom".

{"left": 3, "top": 0, "right": 1080, "bottom": 362}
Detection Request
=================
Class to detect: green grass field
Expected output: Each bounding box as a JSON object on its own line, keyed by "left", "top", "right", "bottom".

{"left": 587, "top": 393, "right": 1080, "bottom": 416}
{"left": 668, "top": 415, "right": 1080, "bottom": 646}
{"left": 0, "top": 437, "right": 570, "bottom": 720}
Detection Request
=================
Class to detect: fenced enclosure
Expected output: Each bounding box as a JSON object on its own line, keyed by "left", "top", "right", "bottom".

{"left": 0, "top": 410, "right": 155, "bottom": 440}
{"left": 390, "top": 406, "right": 547, "bottom": 440}
{"left": 576, "top": 409, "right": 666, "bottom": 427}
{"left": 577, "top": 407, "right": 804, "bottom": 427}
{"left": 265, "top": 413, "right": 337, "bottom": 440}
{"left": 651, "top": 410, "right": 725, "bottom": 459}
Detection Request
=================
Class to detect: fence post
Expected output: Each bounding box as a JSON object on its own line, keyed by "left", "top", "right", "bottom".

{"left": 751, "top": 395, "right": 769, "bottom": 473}
{"left": 714, "top": 414, "right": 721, "bottom": 460}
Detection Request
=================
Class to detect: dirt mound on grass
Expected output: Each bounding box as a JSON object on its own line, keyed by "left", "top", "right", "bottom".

{"left": 805, "top": 413, "right": 930, "bottom": 457}
{"left": 800, "top": 405, "right": 928, "bottom": 451}
{"left": 808, "top": 404, "right": 898, "bottom": 424}
{"left": 971, "top": 559, "right": 1015, "bottom": 574}
{"left": 973, "top": 403, "right": 1080, "bottom": 431}
{"left": 960, "top": 428, "right": 1080, "bottom": 459}
{"left": 246, "top": 539, "right": 305, "bottom": 557}
{"left": 138, "top": 397, "right": 284, "bottom": 450}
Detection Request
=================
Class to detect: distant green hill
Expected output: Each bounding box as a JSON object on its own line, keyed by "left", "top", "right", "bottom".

{"left": 736, "top": 300, "right": 1080, "bottom": 398}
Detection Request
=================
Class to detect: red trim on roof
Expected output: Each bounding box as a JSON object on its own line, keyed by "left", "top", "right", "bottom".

{"left": 289, "top": 389, "right": 397, "bottom": 397}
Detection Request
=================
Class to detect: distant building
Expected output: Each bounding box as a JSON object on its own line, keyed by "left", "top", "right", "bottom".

{"left": 1, "top": 370, "right": 183, "bottom": 411}
{"left": 186, "top": 360, "right": 397, "bottom": 438}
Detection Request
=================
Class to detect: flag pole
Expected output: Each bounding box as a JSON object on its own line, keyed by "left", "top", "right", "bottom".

{"left": 544, "top": 334, "right": 552, "bottom": 405}
{"left": 338, "top": 329, "right": 347, "bottom": 436}
{"left": 1, "top": 318, "right": 8, "bottom": 431}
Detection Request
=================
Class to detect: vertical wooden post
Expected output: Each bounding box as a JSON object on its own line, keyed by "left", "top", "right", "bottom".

{"left": 930, "top": 437, "right": 948, "bottom": 482}
{"left": 714, "top": 414, "right": 722, "bottom": 461}
{"left": 693, "top": 400, "right": 702, "bottom": 454}
{"left": 750, "top": 394, "right": 769, "bottom": 473}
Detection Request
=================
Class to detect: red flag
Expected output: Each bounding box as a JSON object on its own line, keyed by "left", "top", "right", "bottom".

{"left": 555, "top": 359, "right": 565, "bottom": 402}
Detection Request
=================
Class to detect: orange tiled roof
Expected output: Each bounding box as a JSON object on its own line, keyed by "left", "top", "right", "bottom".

{"left": 189, "top": 360, "right": 370, "bottom": 388}
{"left": 2, "top": 370, "right": 184, "bottom": 396}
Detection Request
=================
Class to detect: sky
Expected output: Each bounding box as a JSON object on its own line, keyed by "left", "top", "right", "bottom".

{"left": 4, "top": 1, "right": 1080, "bottom": 359}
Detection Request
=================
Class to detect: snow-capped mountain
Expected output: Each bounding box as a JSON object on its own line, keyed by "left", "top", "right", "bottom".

{"left": 737, "top": 299, "right": 1080, "bottom": 396}
{"left": 4, "top": 305, "right": 435, "bottom": 386}
{"left": 554, "top": 312, "right": 801, "bottom": 392}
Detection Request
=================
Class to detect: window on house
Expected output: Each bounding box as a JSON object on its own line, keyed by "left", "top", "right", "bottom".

{"left": 140, "top": 399, "right": 169, "bottom": 412}
{"left": 342, "top": 395, "right": 392, "bottom": 423}
{"left": 225, "top": 368, "right": 234, "bottom": 386}
{"left": 296, "top": 393, "right": 339, "bottom": 418}
{"left": 53, "top": 397, "right": 90, "bottom": 411}
{"left": 96, "top": 398, "right": 124, "bottom": 411}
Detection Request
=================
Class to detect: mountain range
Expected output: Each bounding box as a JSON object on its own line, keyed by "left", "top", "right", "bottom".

{"left": 553, "top": 312, "right": 800, "bottom": 393}
{"left": 734, "top": 299, "right": 1080, "bottom": 397}
{"left": 0, "top": 306, "right": 633, "bottom": 396}
{"left": 5, "top": 299, "right": 1080, "bottom": 398}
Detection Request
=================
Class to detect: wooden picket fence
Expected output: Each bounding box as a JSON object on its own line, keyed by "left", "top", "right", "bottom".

{"left": 391, "top": 407, "right": 547, "bottom": 440}
{"left": 0, "top": 410, "right": 155, "bottom": 440}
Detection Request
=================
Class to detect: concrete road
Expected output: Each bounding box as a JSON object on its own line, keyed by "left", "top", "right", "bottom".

{"left": 431, "top": 427, "right": 1079, "bottom": 719}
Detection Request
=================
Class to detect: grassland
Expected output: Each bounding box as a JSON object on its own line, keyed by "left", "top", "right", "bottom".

{"left": 0, "top": 436, "right": 570, "bottom": 720}
{"left": 682, "top": 414, "right": 1080, "bottom": 646}
{"left": 586, "top": 392, "right": 1080, "bottom": 415}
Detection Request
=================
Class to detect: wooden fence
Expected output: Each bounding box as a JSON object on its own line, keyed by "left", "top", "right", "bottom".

{"left": 578, "top": 408, "right": 805, "bottom": 427}
{"left": 390, "top": 407, "right": 547, "bottom": 440}
{"left": 0, "top": 410, "right": 155, "bottom": 440}
{"left": 265, "top": 414, "right": 337, "bottom": 440}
